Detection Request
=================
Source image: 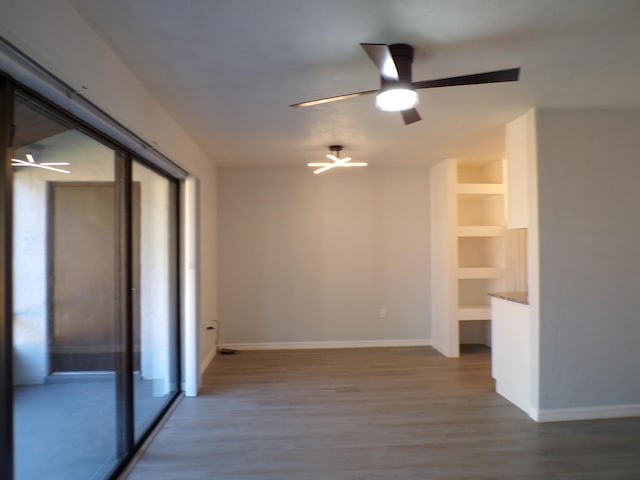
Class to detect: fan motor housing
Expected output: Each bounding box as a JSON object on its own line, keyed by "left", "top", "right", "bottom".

{"left": 383, "top": 43, "right": 414, "bottom": 87}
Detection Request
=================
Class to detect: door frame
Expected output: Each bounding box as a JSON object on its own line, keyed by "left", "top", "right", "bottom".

{"left": 0, "top": 72, "right": 15, "bottom": 480}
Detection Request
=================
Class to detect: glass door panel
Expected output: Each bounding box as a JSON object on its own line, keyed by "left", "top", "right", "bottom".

{"left": 12, "top": 95, "right": 122, "bottom": 479}
{"left": 131, "top": 160, "right": 179, "bottom": 441}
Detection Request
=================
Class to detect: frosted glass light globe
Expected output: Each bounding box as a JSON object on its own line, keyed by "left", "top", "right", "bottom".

{"left": 375, "top": 88, "right": 418, "bottom": 112}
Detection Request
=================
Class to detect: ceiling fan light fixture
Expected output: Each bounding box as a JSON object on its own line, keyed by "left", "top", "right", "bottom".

{"left": 308, "top": 145, "right": 367, "bottom": 174}
{"left": 11, "top": 153, "right": 71, "bottom": 174}
{"left": 375, "top": 87, "right": 418, "bottom": 112}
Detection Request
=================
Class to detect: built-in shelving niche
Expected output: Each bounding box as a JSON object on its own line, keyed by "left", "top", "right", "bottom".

{"left": 431, "top": 158, "right": 507, "bottom": 357}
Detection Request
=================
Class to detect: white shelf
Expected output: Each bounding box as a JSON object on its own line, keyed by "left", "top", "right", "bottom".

{"left": 458, "top": 267, "right": 504, "bottom": 279}
{"left": 457, "top": 225, "right": 505, "bottom": 237}
{"left": 456, "top": 183, "right": 505, "bottom": 195}
{"left": 457, "top": 305, "right": 492, "bottom": 321}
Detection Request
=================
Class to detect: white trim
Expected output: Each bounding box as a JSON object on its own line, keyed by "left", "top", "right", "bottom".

{"left": 532, "top": 404, "right": 640, "bottom": 423}
{"left": 199, "top": 346, "right": 217, "bottom": 375}
{"left": 218, "top": 339, "right": 432, "bottom": 351}
{"left": 181, "top": 177, "right": 199, "bottom": 397}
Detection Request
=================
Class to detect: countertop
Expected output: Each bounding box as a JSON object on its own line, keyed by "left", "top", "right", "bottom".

{"left": 489, "top": 291, "right": 529, "bottom": 305}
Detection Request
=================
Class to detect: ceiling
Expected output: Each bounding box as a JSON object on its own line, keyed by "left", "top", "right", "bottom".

{"left": 69, "top": 0, "right": 640, "bottom": 168}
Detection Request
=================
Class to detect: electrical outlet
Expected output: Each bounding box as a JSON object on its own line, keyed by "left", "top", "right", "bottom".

{"left": 379, "top": 307, "right": 388, "bottom": 319}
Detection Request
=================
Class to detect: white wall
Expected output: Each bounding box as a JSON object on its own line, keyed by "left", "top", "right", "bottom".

{"left": 197, "top": 169, "right": 218, "bottom": 366}
{"left": 218, "top": 167, "right": 430, "bottom": 347}
{"left": 429, "top": 159, "right": 456, "bottom": 355}
{"left": 505, "top": 109, "right": 540, "bottom": 416}
{"left": 536, "top": 108, "right": 640, "bottom": 412}
{"left": 0, "top": 0, "right": 218, "bottom": 375}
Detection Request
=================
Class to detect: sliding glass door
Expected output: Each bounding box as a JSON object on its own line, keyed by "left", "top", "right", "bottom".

{"left": 2, "top": 85, "right": 181, "bottom": 480}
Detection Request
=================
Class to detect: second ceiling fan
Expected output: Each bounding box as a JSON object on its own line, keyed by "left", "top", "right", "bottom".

{"left": 290, "top": 43, "right": 520, "bottom": 125}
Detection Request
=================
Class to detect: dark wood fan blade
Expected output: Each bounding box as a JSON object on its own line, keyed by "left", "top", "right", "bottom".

{"left": 412, "top": 68, "right": 520, "bottom": 90}
{"left": 401, "top": 108, "right": 421, "bottom": 125}
{"left": 360, "top": 43, "right": 398, "bottom": 81}
{"left": 290, "top": 89, "right": 379, "bottom": 108}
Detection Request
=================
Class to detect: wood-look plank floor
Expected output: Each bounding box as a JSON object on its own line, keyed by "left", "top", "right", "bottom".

{"left": 127, "top": 346, "right": 640, "bottom": 479}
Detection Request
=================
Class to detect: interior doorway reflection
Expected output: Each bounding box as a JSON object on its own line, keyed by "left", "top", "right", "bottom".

{"left": 47, "top": 182, "right": 141, "bottom": 373}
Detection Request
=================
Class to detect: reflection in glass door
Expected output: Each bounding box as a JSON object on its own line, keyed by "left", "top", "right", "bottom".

{"left": 132, "top": 160, "right": 179, "bottom": 440}
{"left": 7, "top": 91, "right": 182, "bottom": 480}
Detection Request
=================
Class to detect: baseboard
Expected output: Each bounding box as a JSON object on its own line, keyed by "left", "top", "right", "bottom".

{"left": 532, "top": 403, "right": 640, "bottom": 423}
{"left": 199, "top": 345, "right": 217, "bottom": 375}
{"left": 218, "top": 338, "right": 432, "bottom": 351}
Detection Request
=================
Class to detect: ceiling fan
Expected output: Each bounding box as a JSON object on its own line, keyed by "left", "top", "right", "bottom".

{"left": 290, "top": 43, "right": 520, "bottom": 125}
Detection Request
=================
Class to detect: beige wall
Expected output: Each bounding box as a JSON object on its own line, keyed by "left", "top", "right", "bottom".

{"left": 218, "top": 167, "right": 430, "bottom": 347}
{"left": 536, "top": 108, "right": 640, "bottom": 413}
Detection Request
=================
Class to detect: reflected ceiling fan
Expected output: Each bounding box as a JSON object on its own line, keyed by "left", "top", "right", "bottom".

{"left": 290, "top": 43, "right": 520, "bottom": 125}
